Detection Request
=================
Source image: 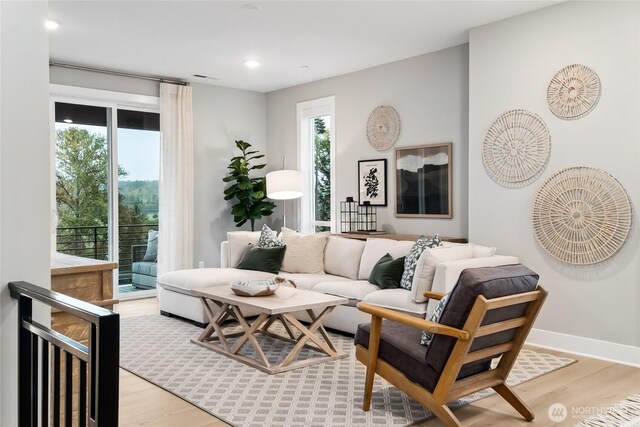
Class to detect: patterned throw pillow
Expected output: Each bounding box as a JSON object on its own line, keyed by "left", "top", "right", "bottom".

{"left": 399, "top": 234, "right": 442, "bottom": 290}
{"left": 258, "top": 224, "right": 282, "bottom": 248}
{"left": 420, "top": 292, "right": 450, "bottom": 346}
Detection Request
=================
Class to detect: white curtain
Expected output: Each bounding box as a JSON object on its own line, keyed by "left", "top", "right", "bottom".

{"left": 158, "top": 83, "right": 194, "bottom": 274}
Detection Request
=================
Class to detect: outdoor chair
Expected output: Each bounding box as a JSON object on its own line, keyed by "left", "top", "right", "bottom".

{"left": 355, "top": 264, "right": 547, "bottom": 427}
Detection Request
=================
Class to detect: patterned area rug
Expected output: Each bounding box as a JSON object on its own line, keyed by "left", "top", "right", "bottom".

{"left": 574, "top": 393, "right": 640, "bottom": 427}
{"left": 120, "top": 315, "right": 575, "bottom": 427}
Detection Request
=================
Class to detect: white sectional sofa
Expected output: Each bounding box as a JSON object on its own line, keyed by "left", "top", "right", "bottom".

{"left": 157, "top": 233, "right": 518, "bottom": 334}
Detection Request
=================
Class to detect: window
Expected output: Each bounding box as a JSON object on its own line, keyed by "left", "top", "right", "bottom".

{"left": 297, "top": 96, "right": 336, "bottom": 233}
{"left": 51, "top": 86, "right": 160, "bottom": 299}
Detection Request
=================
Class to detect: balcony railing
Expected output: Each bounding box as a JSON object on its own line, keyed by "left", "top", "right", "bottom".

{"left": 56, "top": 224, "right": 157, "bottom": 285}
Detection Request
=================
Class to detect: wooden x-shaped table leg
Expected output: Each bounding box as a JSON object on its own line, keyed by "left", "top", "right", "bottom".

{"left": 280, "top": 306, "right": 337, "bottom": 367}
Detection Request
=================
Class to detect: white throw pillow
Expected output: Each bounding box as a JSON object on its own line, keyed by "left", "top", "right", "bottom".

{"left": 323, "top": 236, "right": 366, "bottom": 280}
{"left": 358, "top": 238, "right": 414, "bottom": 280}
{"left": 227, "top": 231, "right": 261, "bottom": 268}
{"left": 472, "top": 244, "right": 496, "bottom": 258}
{"left": 411, "top": 244, "right": 474, "bottom": 302}
{"left": 280, "top": 228, "right": 329, "bottom": 274}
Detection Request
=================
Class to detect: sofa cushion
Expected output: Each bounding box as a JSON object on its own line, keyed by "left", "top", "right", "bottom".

{"left": 280, "top": 228, "right": 329, "bottom": 274}
{"left": 368, "top": 254, "right": 405, "bottom": 289}
{"left": 132, "top": 261, "right": 158, "bottom": 276}
{"left": 227, "top": 231, "right": 261, "bottom": 267}
{"left": 323, "top": 236, "right": 365, "bottom": 280}
{"left": 430, "top": 255, "right": 520, "bottom": 295}
{"left": 358, "top": 238, "right": 414, "bottom": 280}
{"left": 276, "top": 273, "right": 349, "bottom": 291}
{"left": 361, "top": 289, "right": 429, "bottom": 315}
{"left": 236, "top": 244, "right": 286, "bottom": 274}
{"left": 411, "top": 244, "right": 475, "bottom": 303}
{"left": 400, "top": 235, "right": 442, "bottom": 290}
{"left": 157, "top": 268, "right": 275, "bottom": 292}
{"left": 143, "top": 229, "right": 159, "bottom": 262}
{"left": 472, "top": 244, "right": 496, "bottom": 258}
{"left": 312, "top": 280, "right": 379, "bottom": 303}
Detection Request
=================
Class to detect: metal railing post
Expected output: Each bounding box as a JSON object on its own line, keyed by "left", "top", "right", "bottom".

{"left": 17, "top": 294, "right": 34, "bottom": 427}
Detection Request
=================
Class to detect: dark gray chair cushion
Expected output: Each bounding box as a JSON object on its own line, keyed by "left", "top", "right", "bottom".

{"left": 355, "top": 321, "right": 490, "bottom": 391}
{"left": 425, "top": 264, "right": 539, "bottom": 374}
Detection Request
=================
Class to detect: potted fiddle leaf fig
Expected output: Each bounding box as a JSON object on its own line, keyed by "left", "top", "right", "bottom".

{"left": 223, "top": 140, "right": 275, "bottom": 231}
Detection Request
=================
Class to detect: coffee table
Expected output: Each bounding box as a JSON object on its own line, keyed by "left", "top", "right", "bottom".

{"left": 190, "top": 285, "right": 349, "bottom": 374}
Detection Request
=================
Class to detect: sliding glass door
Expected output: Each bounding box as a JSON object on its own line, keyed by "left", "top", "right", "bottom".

{"left": 54, "top": 100, "right": 160, "bottom": 298}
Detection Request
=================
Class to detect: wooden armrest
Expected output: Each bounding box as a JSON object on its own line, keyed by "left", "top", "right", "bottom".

{"left": 423, "top": 291, "right": 445, "bottom": 300}
{"left": 357, "top": 302, "right": 469, "bottom": 340}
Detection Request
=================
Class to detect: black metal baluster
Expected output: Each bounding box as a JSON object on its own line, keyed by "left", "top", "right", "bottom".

{"left": 32, "top": 334, "right": 39, "bottom": 424}
{"left": 17, "top": 294, "right": 33, "bottom": 427}
{"left": 79, "top": 360, "right": 87, "bottom": 427}
{"left": 65, "top": 352, "right": 73, "bottom": 427}
{"left": 41, "top": 340, "right": 49, "bottom": 427}
{"left": 53, "top": 346, "right": 61, "bottom": 427}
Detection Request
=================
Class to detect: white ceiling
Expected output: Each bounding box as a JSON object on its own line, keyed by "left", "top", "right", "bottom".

{"left": 48, "top": 1, "right": 560, "bottom": 93}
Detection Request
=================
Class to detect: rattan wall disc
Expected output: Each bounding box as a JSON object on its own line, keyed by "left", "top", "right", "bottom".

{"left": 482, "top": 109, "right": 551, "bottom": 186}
{"left": 547, "top": 64, "right": 601, "bottom": 120}
{"left": 366, "top": 105, "right": 400, "bottom": 152}
{"left": 531, "top": 167, "right": 632, "bottom": 265}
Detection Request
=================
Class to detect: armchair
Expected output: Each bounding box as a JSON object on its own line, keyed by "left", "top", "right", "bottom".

{"left": 355, "top": 264, "right": 547, "bottom": 427}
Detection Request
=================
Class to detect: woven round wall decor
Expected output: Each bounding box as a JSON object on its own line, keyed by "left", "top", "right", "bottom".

{"left": 366, "top": 105, "right": 401, "bottom": 152}
{"left": 531, "top": 167, "right": 632, "bottom": 265}
{"left": 482, "top": 109, "right": 551, "bottom": 186}
{"left": 547, "top": 64, "right": 601, "bottom": 120}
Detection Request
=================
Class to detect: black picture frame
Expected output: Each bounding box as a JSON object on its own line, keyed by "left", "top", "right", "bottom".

{"left": 358, "top": 159, "right": 387, "bottom": 206}
{"left": 395, "top": 143, "right": 452, "bottom": 218}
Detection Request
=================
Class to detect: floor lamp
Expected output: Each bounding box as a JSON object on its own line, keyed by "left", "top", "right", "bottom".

{"left": 266, "top": 170, "right": 303, "bottom": 229}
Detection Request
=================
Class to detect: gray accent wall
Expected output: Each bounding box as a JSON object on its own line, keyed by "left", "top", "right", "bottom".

{"left": 191, "top": 83, "right": 267, "bottom": 267}
{"left": 469, "top": 1, "right": 640, "bottom": 349}
{"left": 266, "top": 45, "right": 469, "bottom": 239}
{"left": 1, "top": 2, "right": 51, "bottom": 425}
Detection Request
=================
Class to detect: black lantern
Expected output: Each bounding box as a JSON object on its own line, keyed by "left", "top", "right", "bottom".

{"left": 357, "top": 201, "right": 377, "bottom": 232}
{"left": 340, "top": 197, "right": 358, "bottom": 232}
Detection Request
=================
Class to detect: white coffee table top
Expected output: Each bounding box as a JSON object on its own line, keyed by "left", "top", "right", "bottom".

{"left": 192, "top": 285, "right": 348, "bottom": 315}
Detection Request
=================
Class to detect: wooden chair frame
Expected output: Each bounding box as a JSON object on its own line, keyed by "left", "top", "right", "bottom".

{"left": 356, "top": 286, "right": 547, "bottom": 427}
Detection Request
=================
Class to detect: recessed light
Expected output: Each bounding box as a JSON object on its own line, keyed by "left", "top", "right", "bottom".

{"left": 244, "top": 60, "right": 261, "bottom": 69}
{"left": 300, "top": 65, "right": 310, "bottom": 69}
{"left": 46, "top": 20, "right": 60, "bottom": 30}
{"left": 63, "top": 118, "right": 73, "bottom": 123}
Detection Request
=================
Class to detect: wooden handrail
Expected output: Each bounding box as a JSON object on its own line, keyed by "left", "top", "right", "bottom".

{"left": 357, "top": 302, "right": 469, "bottom": 339}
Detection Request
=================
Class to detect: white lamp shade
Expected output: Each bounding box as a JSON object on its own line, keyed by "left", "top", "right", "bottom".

{"left": 266, "top": 170, "right": 303, "bottom": 200}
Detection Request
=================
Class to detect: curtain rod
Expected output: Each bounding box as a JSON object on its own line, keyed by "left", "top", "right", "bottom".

{"left": 49, "top": 60, "right": 190, "bottom": 86}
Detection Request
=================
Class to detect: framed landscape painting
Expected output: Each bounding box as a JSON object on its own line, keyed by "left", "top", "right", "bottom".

{"left": 395, "top": 143, "right": 452, "bottom": 218}
{"left": 358, "top": 159, "right": 387, "bottom": 206}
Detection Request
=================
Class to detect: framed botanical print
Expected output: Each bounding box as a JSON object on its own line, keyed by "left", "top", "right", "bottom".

{"left": 395, "top": 143, "right": 452, "bottom": 218}
{"left": 358, "top": 159, "right": 387, "bottom": 206}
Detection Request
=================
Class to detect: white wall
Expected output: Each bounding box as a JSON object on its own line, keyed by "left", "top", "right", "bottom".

{"left": 49, "top": 73, "right": 268, "bottom": 268}
{"left": 469, "top": 1, "right": 640, "bottom": 362}
{"left": 266, "top": 45, "right": 469, "bottom": 239}
{"left": 191, "top": 83, "right": 267, "bottom": 267}
{"left": 0, "top": 1, "right": 51, "bottom": 425}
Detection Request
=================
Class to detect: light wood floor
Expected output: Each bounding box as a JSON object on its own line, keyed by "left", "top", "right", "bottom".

{"left": 114, "top": 298, "right": 640, "bottom": 427}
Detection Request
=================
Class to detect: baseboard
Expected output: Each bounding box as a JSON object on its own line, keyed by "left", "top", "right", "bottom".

{"left": 527, "top": 328, "right": 640, "bottom": 368}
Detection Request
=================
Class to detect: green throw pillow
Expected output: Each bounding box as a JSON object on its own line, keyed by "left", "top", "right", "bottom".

{"left": 368, "top": 254, "right": 406, "bottom": 289}
{"left": 236, "top": 244, "right": 286, "bottom": 274}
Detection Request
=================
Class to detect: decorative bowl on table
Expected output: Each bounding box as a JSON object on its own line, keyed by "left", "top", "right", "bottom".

{"left": 230, "top": 279, "right": 280, "bottom": 297}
